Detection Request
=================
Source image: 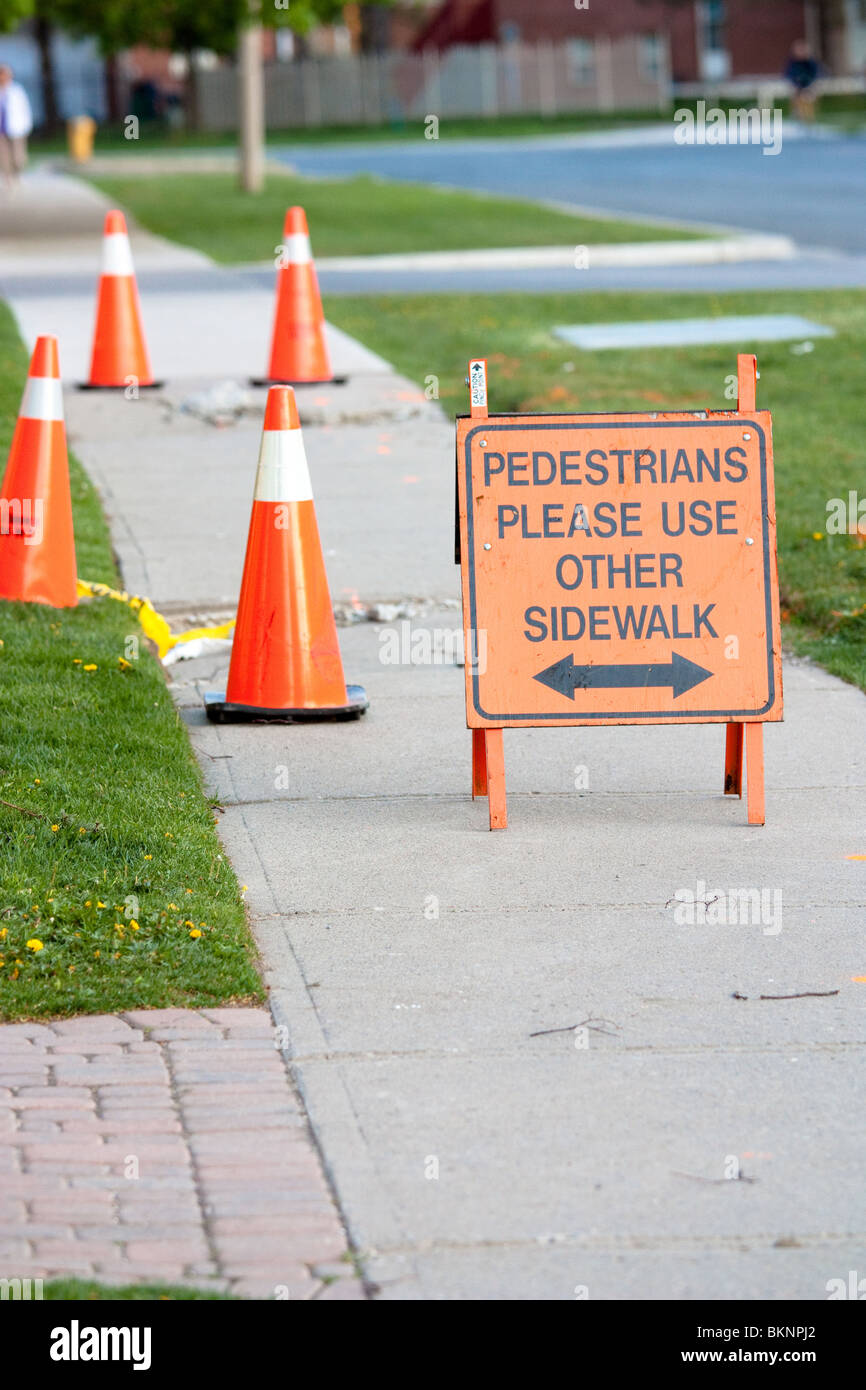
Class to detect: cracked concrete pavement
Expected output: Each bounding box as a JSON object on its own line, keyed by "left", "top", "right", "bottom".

{"left": 4, "top": 170, "right": 865, "bottom": 1301}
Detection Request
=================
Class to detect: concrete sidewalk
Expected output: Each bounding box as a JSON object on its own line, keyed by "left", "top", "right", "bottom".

{"left": 4, "top": 171, "right": 865, "bottom": 1301}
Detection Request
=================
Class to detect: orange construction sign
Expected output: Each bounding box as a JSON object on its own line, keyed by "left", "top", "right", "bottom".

{"left": 456, "top": 355, "right": 782, "bottom": 829}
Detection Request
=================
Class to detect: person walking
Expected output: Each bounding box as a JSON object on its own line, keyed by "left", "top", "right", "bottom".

{"left": 0, "top": 65, "right": 33, "bottom": 190}
{"left": 784, "top": 40, "right": 821, "bottom": 124}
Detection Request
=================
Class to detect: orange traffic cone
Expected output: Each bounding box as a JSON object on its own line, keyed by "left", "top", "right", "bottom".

{"left": 252, "top": 208, "right": 341, "bottom": 387}
{"left": 0, "top": 336, "right": 77, "bottom": 608}
{"left": 205, "top": 386, "right": 367, "bottom": 723}
{"left": 81, "top": 210, "right": 162, "bottom": 390}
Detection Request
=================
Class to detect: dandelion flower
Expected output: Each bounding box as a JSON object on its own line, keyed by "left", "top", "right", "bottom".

{"left": 83, "top": 663, "right": 97, "bottom": 671}
{"left": 168, "top": 903, "right": 178, "bottom": 911}
{"left": 26, "top": 939, "right": 43, "bottom": 952}
{"left": 144, "top": 854, "right": 152, "bottom": 861}
{"left": 51, "top": 824, "right": 59, "bottom": 832}
{"left": 812, "top": 532, "right": 824, "bottom": 541}
{"left": 97, "top": 901, "right": 106, "bottom": 908}
{"left": 189, "top": 928, "right": 202, "bottom": 939}
{"left": 85, "top": 900, "right": 92, "bottom": 907}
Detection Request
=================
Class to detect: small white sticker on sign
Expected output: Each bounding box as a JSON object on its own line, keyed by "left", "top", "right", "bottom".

{"left": 469, "top": 360, "right": 487, "bottom": 408}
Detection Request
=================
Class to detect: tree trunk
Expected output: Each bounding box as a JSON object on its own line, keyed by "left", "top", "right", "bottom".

{"left": 359, "top": 5, "right": 390, "bottom": 55}
{"left": 238, "top": 24, "right": 265, "bottom": 193}
{"left": 104, "top": 53, "right": 123, "bottom": 125}
{"left": 34, "top": 14, "right": 61, "bottom": 132}
{"left": 185, "top": 51, "right": 200, "bottom": 131}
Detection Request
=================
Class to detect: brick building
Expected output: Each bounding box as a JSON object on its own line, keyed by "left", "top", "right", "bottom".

{"left": 412, "top": 1, "right": 855, "bottom": 79}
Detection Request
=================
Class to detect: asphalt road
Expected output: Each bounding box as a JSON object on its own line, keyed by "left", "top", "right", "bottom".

{"left": 270, "top": 125, "right": 866, "bottom": 292}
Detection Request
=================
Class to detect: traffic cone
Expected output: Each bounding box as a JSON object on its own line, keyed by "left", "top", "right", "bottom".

{"left": 205, "top": 386, "right": 367, "bottom": 723}
{"left": 0, "top": 336, "right": 77, "bottom": 609}
{"left": 81, "top": 210, "right": 161, "bottom": 390}
{"left": 252, "top": 208, "right": 341, "bottom": 387}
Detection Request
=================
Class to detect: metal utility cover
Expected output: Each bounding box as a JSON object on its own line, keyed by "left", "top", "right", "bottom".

{"left": 553, "top": 315, "right": 834, "bottom": 351}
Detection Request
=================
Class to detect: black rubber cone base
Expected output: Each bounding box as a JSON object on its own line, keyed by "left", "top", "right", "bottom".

{"left": 204, "top": 684, "right": 368, "bottom": 724}
{"left": 249, "top": 375, "right": 348, "bottom": 388}
{"left": 76, "top": 381, "right": 166, "bottom": 391}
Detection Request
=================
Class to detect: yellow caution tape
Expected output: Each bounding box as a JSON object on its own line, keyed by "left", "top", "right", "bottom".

{"left": 76, "top": 579, "right": 235, "bottom": 660}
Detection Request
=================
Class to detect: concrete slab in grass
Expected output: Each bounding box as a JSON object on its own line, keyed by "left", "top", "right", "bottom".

{"left": 553, "top": 313, "right": 835, "bottom": 351}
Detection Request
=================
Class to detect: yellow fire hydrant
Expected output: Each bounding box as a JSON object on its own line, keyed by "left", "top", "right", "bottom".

{"left": 66, "top": 115, "right": 96, "bottom": 163}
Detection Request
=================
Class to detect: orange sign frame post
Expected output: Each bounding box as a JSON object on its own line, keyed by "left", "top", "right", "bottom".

{"left": 456, "top": 355, "right": 783, "bottom": 831}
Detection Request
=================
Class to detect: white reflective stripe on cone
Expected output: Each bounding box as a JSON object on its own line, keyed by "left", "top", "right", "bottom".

{"left": 283, "top": 233, "right": 312, "bottom": 265}
{"left": 19, "top": 377, "right": 64, "bottom": 422}
{"left": 101, "top": 233, "right": 136, "bottom": 277}
{"left": 253, "top": 430, "right": 313, "bottom": 503}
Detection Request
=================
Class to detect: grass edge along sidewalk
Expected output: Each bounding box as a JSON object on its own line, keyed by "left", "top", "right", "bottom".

{"left": 85, "top": 171, "right": 704, "bottom": 264}
{"left": 326, "top": 288, "right": 866, "bottom": 693}
{"left": 0, "top": 302, "right": 263, "bottom": 1023}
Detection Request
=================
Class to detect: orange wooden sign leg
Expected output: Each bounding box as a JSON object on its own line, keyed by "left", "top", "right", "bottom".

{"left": 471, "top": 728, "right": 488, "bottom": 798}
{"left": 484, "top": 729, "right": 507, "bottom": 830}
{"left": 724, "top": 723, "right": 744, "bottom": 797}
{"left": 744, "top": 722, "right": 765, "bottom": 826}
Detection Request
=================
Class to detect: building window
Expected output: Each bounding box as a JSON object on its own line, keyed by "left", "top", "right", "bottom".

{"left": 567, "top": 38, "right": 595, "bottom": 86}
{"left": 698, "top": 0, "right": 727, "bottom": 52}
{"left": 639, "top": 34, "right": 665, "bottom": 81}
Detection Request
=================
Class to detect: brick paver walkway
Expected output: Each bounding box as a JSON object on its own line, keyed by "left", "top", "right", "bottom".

{"left": 0, "top": 1008, "right": 365, "bottom": 1299}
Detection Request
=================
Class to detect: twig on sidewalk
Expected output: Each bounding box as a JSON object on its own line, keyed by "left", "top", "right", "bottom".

{"left": 732, "top": 989, "right": 839, "bottom": 1001}
{"left": 530, "top": 1016, "right": 621, "bottom": 1038}
{"left": 759, "top": 989, "right": 839, "bottom": 1000}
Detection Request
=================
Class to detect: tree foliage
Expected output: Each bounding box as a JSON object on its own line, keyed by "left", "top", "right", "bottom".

{"left": 9, "top": 0, "right": 354, "bottom": 55}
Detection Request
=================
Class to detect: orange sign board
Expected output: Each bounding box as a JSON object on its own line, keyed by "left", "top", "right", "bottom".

{"left": 457, "top": 409, "right": 783, "bottom": 728}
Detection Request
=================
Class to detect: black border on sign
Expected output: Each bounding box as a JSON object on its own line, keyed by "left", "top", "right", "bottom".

{"left": 464, "top": 418, "right": 777, "bottom": 723}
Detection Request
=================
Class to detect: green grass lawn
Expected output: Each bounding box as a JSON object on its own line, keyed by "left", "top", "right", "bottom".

{"left": 85, "top": 172, "right": 703, "bottom": 264}
{"left": 31, "top": 92, "right": 866, "bottom": 155}
{"left": 31, "top": 107, "right": 671, "bottom": 156}
{"left": 324, "top": 289, "right": 866, "bottom": 691}
{"left": 41, "top": 1278, "right": 235, "bottom": 1300}
{"left": 0, "top": 303, "right": 263, "bottom": 1021}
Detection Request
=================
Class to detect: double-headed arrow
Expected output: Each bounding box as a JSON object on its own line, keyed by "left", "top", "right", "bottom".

{"left": 534, "top": 651, "right": 713, "bottom": 701}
